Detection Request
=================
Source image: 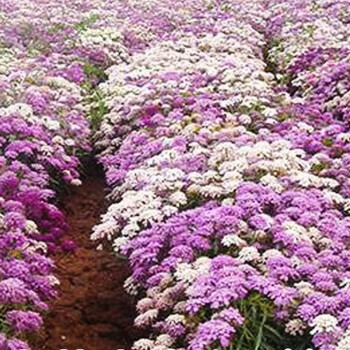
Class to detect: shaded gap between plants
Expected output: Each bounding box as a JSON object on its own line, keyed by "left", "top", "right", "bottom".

{"left": 31, "top": 159, "right": 139, "bottom": 350}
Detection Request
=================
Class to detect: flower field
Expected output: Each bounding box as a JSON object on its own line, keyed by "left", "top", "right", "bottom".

{"left": 1, "top": 0, "right": 350, "bottom": 349}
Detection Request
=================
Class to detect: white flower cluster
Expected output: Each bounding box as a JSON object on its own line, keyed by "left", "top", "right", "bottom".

{"left": 337, "top": 328, "right": 350, "bottom": 350}
{"left": 133, "top": 333, "right": 174, "bottom": 350}
{"left": 175, "top": 257, "right": 211, "bottom": 287}
{"left": 310, "top": 314, "right": 339, "bottom": 335}
{"left": 78, "top": 27, "right": 129, "bottom": 63}
{"left": 92, "top": 190, "right": 178, "bottom": 248}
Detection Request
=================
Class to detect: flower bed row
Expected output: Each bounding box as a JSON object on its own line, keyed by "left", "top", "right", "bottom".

{"left": 0, "top": 0, "right": 133, "bottom": 348}
{"left": 91, "top": 1, "right": 350, "bottom": 350}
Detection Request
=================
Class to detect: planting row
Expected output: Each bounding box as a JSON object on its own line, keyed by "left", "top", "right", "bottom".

{"left": 0, "top": 0, "right": 134, "bottom": 348}
{"left": 91, "top": 1, "right": 350, "bottom": 350}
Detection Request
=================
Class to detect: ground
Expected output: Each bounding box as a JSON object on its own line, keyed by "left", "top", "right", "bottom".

{"left": 32, "top": 175, "right": 138, "bottom": 350}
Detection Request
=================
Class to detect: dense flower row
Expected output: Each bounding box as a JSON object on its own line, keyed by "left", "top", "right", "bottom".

{"left": 91, "top": 1, "right": 350, "bottom": 350}
{"left": 0, "top": 0, "right": 129, "bottom": 348}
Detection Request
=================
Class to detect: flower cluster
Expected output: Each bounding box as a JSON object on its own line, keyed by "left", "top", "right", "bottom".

{"left": 91, "top": 0, "right": 350, "bottom": 350}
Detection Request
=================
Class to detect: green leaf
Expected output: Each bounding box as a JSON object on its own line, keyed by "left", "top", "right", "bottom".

{"left": 263, "top": 325, "right": 283, "bottom": 340}
{"left": 254, "top": 314, "right": 267, "bottom": 350}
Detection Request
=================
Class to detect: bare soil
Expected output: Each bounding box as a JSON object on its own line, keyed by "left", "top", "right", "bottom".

{"left": 32, "top": 175, "right": 138, "bottom": 350}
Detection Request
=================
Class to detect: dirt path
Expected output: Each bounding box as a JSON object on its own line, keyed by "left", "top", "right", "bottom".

{"left": 32, "top": 175, "right": 137, "bottom": 350}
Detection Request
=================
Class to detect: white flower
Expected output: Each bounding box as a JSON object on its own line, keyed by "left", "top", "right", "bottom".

{"left": 174, "top": 262, "right": 199, "bottom": 285}
{"left": 193, "top": 256, "right": 211, "bottom": 273}
{"left": 238, "top": 246, "right": 260, "bottom": 262}
{"left": 23, "top": 241, "right": 48, "bottom": 254}
{"left": 169, "top": 191, "right": 187, "bottom": 206}
{"left": 134, "top": 309, "right": 159, "bottom": 327}
{"left": 291, "top": 256, "right": 303, "bottom": 268}
{"left": 221, "top": 234, "right": 245, "bottom": 247}
{"left": 0, "top": 214, "right": 5, "bottom": 229}
{"left": 155, "top": 334, "right": 174, "bottom": 347}
{"left": 121, "top": 222, "right": 141, "bottom": 237}
{"left": 222, "top": 198, "right": 234, "bottom": 206}
{"left": 285, "top": 319, "right": 306, "bottom": 336}
{"left": 152, "top": 346, "right": 169, "bottom": 350}
{"left": 162, "top": 205, "right": 178, "bottom": 217}
{"left": 132, "top": 339, "right": 155, "bottom": 350}
{"left": 173, "top": 301, "right": 187, "bottom": 313}
{"left": 146, "top": 286, "right": 162, "bottom": 299}
{"left": 3, "top": 103, "right": 33, "bottom": 118}
{"left": 344, "top": 199, "right": 350, "bottom": 213}
{"left": 295, "top": 281, "right": 314, "bottom": 297}
{"left": 65, "top": 138, "right": 76, "bottom": 147}
{"left": 238, "top": 114, "right": 252, "bottom": 124}
{"left": 45, "top": 119, "right": 60, "bottom": 131}
{"left": 71, "top": 179, "right": 82, "bottom": 186}
{"left": 262, "top": 107, "right": 277, "bottom": 117}
{"left": 47, "top": 275, "right": 60, "bottom": 286}
{"left": 340, "top": 278, "right": 350, "bottom": 290}
{"left": 52, "top": 135, "right": 64, "bottom": 145}
{"left": 262, "top": 249, "right": 283, "bottom": 261}
{"left": 297, "top": 122, "right": 314, "bottom": 133}
{"left": 63, "top": 155, "right": 72, "bottom": 162}
{"left": 41, "top": 145, "right": 54, "bottom": 155}
{"left": 124, "top": 276, "right": 139, "bottom": 296}
{"left": 165, "top": 314, "right": 185, "bottom": 325}
{"left": 113, "top": 236, "right": 129, "bottom": 252}
{"left": 96, "top": 244, "right": 103, "bottom": 251}
{"left": 25, "top": 220, "right": 38, "bottom": 234}
{"left": 282, "top": 221, "right": 312, "bottom": 244}
{"left": 91, "top": 220, "right": 119, "bottom": 241}
{"left": 260, "top": 174, "right": 284, "bottom": 193}
{"left": 337, "top": 133, "right": 350, "bottom": 143}
{"left": 336, "top": 328, "right": 350, "bottom": 350}
{"left": 310, "top": 314, "right": 339, "bottom": 335}
{"left": 323, "top": 190, "right": 344, "bottom": 205}
{"left": 136, "top": 298, "right": 154, "bottom": 313}
{"left": 158, "top": 273, "right": 173, "bottom": 288}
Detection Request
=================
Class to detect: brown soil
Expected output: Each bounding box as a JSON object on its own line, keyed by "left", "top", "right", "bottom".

{"left": 32, "top": 175, "right": 138, "bottom": 350}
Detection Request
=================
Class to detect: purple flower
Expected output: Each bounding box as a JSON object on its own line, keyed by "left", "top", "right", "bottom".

{"left": 6, "top": 310, "right": 43, "bottom": 332}
{"left": 189, "top": 319, "right": 236, "bottom": 350}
